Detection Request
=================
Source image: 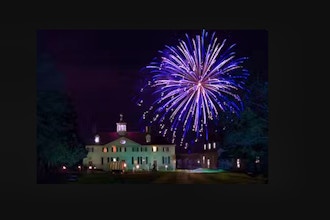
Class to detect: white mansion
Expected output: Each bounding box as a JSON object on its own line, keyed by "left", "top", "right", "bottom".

{"left": 82, "top": 114, "right": 176, "bottom": 171}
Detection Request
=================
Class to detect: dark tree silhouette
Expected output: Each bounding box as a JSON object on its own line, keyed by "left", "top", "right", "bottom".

{"left": 37, "top": 91, "right": 87, "bottom": 168}
{"left": 37, "top": 53, "right": 87, "bottom": 182}
{"left": 222, "top": 80, "right": 268, "bottom": 175}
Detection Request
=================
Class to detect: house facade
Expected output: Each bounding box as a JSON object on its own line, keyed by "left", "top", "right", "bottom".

{"left": 176, "top": 142, "right": 219, "bottom": 170}
{"left": 82, "top": 114, "right": 176, "bottom": 171}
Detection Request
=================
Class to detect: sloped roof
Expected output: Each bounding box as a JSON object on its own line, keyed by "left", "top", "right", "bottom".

{"left": 176, "top": 146, "right": 219, "bottom": 154}
{"left": 86, "top": 131, "right": 173, "bottom": 145}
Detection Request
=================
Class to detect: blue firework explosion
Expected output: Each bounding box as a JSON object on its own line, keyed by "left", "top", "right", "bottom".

{"left": 136, "top": 30, "right": 250, "bottom": 146}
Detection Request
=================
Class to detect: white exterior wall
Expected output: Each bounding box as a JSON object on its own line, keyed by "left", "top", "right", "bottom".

{"left": 82, "top": 137, "right": 176, "bottom": 171}
{"left": 147, "top": 145, "right": 176, "bottom": 171}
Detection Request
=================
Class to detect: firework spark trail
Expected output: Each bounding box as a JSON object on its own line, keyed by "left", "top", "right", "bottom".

{"left": 137, "top": 30, "right": 249, "bottom": 146}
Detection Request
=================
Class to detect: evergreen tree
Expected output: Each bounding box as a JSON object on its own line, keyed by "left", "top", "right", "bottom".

{"left": 222, "top": 80, "right": 268, "bottom": 175}
{"left": 37, "top": 53, "right": 87, "bottom": 180}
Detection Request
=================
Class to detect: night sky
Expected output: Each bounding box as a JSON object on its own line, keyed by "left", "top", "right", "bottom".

{"left": 37, "top": 29, "right": 268, "bottom": 142}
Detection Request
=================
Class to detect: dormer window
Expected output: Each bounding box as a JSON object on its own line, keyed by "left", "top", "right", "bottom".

{"left": 146, "top": 134, "right": 151, "bottom": 143}
{"left": 94, "top": 135, "right": 100, "bottom": 144}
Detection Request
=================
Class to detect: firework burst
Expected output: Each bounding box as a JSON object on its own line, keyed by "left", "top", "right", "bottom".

{"left": 136, "top": 30, "right": 249, "bottom": 146}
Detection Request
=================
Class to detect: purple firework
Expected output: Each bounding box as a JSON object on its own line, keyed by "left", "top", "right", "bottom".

{"left": 137, "top": 30, "right": 249, "bottom": 146}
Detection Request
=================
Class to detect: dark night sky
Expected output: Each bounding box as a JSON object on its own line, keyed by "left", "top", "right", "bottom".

{"left": 37, "top": 29, "right": 268, "bottom": 141}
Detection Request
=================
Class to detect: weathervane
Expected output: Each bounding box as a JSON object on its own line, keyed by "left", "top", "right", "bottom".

{"left": 120, "top": 113, "right": 123, "bottom": 122}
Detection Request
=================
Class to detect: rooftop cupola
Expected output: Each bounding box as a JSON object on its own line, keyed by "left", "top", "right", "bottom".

{"left": 116, "top": 114, "right": 127, "bottom": 136}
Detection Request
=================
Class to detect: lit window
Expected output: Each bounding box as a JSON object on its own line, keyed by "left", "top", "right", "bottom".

{"left": 204, "top": 144, "right": 206, "bottom": 150}
{"left": 207, "top": 158, "right": 210, "bottom": 168}
{"left": 112, "top": 146, "right": 117, "bottom": 152}
{"left": 208, "top": 143, "right": 211, "bottom": 149}
{"left": 152, "top": 146, "right": 157, "bottom": 152}
{"left": 202, "top": 156, "right": 205, "bottom": 164}
{"left": 113, "top": 158, "right": 117, "bottom": 162}
{"left": 103, "top": 147, "right": 108, "bottom": 153}
{"left": 213, "top": 142, "right": 216, "bottom": 149}
{"left": 117, "top": 124, "right": 126, "bottom": 132}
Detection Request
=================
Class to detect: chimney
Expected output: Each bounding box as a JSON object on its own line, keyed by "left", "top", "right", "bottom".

{"left": 145, "top": 126, "right": 151, "bottom": 143}
{"left": 145, "top": 126, "right": 151, "bottom": 134}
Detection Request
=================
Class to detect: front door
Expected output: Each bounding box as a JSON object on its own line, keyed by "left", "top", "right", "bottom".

{"left": 152, "top": 160, "right": 157, "bottom": 171}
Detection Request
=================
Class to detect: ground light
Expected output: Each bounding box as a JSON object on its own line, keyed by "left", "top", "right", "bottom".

{"left": 188, "top": 168, "right": 225, "bottom": 173}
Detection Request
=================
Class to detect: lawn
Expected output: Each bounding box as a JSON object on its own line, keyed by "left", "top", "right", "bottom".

{"left": 70, "top": 171, "right": 164, "bottom": 184}
{"left": 66, "top": 169, "right": 267, "bottom": 184}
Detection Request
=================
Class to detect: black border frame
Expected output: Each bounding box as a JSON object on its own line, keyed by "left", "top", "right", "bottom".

{"left": 1, "top": 8, "right": 306, "bottom": 213}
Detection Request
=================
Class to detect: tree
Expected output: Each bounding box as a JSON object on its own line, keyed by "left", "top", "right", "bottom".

{"left": 37, "top": 53, "right": 87, "bottom": 180}
{"left": 37, "top": 91, "right": 87, "bottom": 174}
{"left": 223, "top": 108, "right": 267, "bottom": 150}
{"left": 222, "top": 80, "right": 268, "bottom": 175}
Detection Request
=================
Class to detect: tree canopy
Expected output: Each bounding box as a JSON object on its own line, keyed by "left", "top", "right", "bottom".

{"left": 37, "top": 91, "right": 87, "bottom": 170}
{"left": 221, "top": 80, "right": 268, "bottom": 173}
{"left": 37, "top": 54, "right": 87, "bottom": 176}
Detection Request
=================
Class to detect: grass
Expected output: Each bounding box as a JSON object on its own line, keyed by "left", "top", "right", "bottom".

{"left": 201, "top": 172, "right": 268, "bottom": 184}
{"left": 67, "top": 170, "right": 267, "bottom": 184}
